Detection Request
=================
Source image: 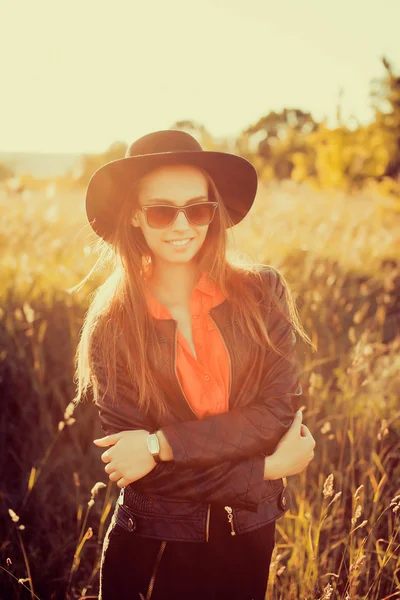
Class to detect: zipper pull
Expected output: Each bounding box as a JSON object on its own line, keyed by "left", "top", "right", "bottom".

{"left": 224, "top": 506, "right": 236, "bottom": 536}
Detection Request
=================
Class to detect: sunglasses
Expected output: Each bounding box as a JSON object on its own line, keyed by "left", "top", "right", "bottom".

{"left": 138, "top": 201, "right": 219, "bottom": 229}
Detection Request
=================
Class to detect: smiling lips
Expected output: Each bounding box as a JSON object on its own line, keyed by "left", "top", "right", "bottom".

{"left": 165, "top": 238, "right": 194, "bottom": 246}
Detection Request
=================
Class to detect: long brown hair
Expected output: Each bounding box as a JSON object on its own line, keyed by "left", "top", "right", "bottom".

{"left": 72, "top": 166, "right": 316, "bottom": 420}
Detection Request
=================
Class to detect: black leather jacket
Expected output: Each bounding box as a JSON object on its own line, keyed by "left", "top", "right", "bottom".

{"left": 92, "top": 266, "right": 303, "bottom": 542}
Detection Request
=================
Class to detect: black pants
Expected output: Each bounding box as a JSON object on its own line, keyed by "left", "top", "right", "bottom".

{"left": 99, "top": 503, "right": 276, "bottom": 600}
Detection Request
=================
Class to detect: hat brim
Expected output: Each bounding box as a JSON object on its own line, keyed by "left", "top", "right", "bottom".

{"left": 85, "top": 150, "right": 258, "bottom": 241}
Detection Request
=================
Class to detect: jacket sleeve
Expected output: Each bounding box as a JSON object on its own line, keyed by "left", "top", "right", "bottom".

{"left": 91, "top": 342, "right": 267, "bottom": 512}
{"left": 159, "top": 267, "right": 303, "bottom": 468}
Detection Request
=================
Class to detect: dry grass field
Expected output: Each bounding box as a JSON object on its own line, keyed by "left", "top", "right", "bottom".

{"left": 0, "top": 179, "right": 399, "bottom": 599}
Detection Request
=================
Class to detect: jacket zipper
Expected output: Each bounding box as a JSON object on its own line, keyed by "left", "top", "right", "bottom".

{"left": 173, "top": 322, "right": 198, "bottom": 418}
{"left": 208, "top": 311, "right": 232, "bottom": 399}
{"left": 205, "top": 504, "right": 211, "bottom": 542}
{"left": 145, "top": 540, "right": 167, "bottom": 599}
{"left": 224, "top": 506, "right": 236, "bottom": 536}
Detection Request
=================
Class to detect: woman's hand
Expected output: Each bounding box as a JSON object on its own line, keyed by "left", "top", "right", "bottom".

{"left": 264, "top": 410, "right": 316, "bottom": 480}
{"left": 93, "top": 429, "right": 156, "bottom": 488}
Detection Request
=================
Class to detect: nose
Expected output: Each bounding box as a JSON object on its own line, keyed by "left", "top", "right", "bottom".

{"left": 171, "top": 208, "right": 192, "bottom": 229}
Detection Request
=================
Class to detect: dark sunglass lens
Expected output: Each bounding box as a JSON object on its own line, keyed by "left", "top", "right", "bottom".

{"left": 186, "top": 203, "right": 215, "bottom": 224}
{"left": 145, "top": 203, "right": 216, "bottom": 227}
{"left": 146, "top": 206, "right": 176, "bottom": 227}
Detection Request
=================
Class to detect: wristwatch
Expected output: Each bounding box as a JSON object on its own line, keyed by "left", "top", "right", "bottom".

{"left": 147, "top": 430, "right": 162, "bottom": 464}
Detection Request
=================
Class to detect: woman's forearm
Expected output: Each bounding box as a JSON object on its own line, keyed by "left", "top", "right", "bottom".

{"left": 157, "top": 429, "right": 282, "bottom": 482}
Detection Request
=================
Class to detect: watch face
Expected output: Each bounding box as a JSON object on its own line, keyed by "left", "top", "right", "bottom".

{"left": 148, "top": 434, "right": 160, "bottom": 453}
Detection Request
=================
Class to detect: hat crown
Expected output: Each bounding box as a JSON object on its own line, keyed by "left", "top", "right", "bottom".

{"left": 125, "top": 130, "right": 203, "bottom": 159}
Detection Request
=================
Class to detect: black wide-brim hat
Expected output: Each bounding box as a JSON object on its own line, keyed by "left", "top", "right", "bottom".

{"left": 85, "top": 129, "right": 258, "bottom": 241}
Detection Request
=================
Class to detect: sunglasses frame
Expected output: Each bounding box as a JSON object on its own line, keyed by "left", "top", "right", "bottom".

{"left": 139, "top": 201, "right": 219, "bottom": 229}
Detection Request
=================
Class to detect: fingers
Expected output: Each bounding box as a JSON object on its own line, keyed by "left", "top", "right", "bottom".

{"left": 290, "top": 410, "right": 303, "bottom": 432}
{"left": 94, "top": 436, "right": 128, "bottom": 486}
{"left": 299, "top": 424, "right": 316, "bottom": 446}
{"left": 93, "top": 433, "right": 121, "bottom": 447}
{"left": 103, "top": 462, "right": 122, "bottom": 482}
{"left": 101, "top": 451, "right": 112, "bottom": 463}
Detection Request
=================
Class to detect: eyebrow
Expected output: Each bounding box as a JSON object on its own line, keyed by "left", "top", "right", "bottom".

{"left": 146, "top": 195, "right": 208, "bottom": 205}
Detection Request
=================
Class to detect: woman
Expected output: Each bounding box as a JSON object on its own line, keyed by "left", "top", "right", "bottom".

{"left": 73, "top": 130, "right": 316, "bottom": 600}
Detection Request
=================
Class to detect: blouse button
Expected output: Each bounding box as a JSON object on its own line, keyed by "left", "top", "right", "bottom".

{"left": 204, "top": 375, "right": 210, "bottom": 381}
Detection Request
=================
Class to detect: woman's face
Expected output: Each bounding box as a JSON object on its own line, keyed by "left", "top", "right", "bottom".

{"left": 131, "top": 164, "right": 212, "bottom": 265}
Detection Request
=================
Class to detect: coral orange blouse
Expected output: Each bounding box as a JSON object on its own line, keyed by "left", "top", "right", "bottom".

{"left": 144, "top": 272, "right": 230, "bottom": 419}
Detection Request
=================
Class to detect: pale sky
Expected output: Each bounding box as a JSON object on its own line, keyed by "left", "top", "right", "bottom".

{"left": 1, "top": 0, "right": 399, "bottom": 153}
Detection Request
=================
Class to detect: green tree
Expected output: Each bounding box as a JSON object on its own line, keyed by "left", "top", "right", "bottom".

{"left": 238, "top": 108, "right": 319, "bottom": 181}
